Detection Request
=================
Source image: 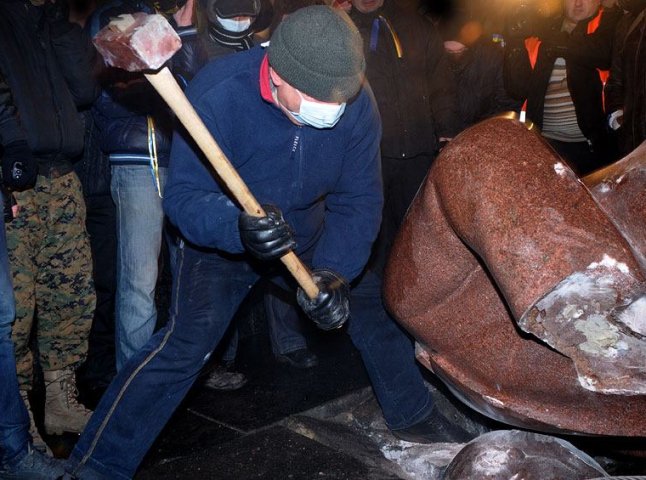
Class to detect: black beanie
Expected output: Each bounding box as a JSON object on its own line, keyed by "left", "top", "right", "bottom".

{"left": 210, "top": 0, "right": 260, "bottom": 18}
{"left": 268, "top": 5, "right": 365, "bottom": 103}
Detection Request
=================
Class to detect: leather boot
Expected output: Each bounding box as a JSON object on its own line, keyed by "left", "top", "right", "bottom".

{"left": 20, "top": 390, "right": 52, "bottom": 455}
{"left": 391, "top": 406, "right": 475, "bottom": 444}
{"left": 43, "top": 369, "right": 92, "bottom": 435}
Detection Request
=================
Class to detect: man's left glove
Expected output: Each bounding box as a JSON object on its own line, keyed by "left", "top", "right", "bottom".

{"left": 1, "top": 140, "right": 38, "bottom": 191}
{"left": 239, "top": 204, "right": 296, "bottom": 261}
{"left": 297, "top": 268, "right": 350, "bottom": 331}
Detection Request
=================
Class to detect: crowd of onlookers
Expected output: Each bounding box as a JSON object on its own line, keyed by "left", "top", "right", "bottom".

{"left": 1, "top": 0, "right": 644, "bottom": 478}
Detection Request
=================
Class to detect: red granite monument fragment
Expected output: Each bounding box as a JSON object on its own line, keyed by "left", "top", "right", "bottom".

{"left": 384, "top": 117, "right": 646, "bottom": 436}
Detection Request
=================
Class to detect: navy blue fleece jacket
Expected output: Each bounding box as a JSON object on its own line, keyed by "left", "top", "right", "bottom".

{"left": 164, "top": 46, "right": 383, "bottom": 282}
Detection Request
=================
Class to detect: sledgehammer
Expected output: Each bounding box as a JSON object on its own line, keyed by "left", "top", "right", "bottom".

{"left": 93, "top": 13, "right": 319, "bottom": 299}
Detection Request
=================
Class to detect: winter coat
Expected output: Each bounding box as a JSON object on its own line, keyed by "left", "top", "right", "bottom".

{"left": 0, "top": 0, "right": 98, "bottom": 167}
{"left": 450, "top": 37, "right": 521, "bottom": 131}
{"left": 504, "top": 7, "right": 621, "bottom": 153}
{"left": 0, "top": 71, "right": 23, "bottom": 150}
{"left": 164, "top": 47, "right": 383, "bottom": 282}
{"left": 89, "top": 1, "right": 200, "bottom": 168}
{"left": 605, "top": 9, "right": 646, "bottom": 154}
{"left": 350, "top": 3, "right": 460, "bottom": 159}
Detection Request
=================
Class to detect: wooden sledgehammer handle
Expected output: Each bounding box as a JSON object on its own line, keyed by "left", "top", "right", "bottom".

{"left": 145, "top": 67, "right": 320, "bottom": 299}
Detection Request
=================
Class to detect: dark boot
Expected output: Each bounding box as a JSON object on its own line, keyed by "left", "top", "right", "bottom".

{"left": 391, "top": 406, "right": 475, "bottom": 444}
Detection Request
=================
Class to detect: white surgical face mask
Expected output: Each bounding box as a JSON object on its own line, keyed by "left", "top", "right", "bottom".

{"left": 216, "top": 15, "right": 252, "bottom": 33}
{"left": 289, "top": 90, "right": 346, "bottom": 129}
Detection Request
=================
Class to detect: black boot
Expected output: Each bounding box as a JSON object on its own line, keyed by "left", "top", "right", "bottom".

{"left": 275, "top": 348, "right": 319, "bottom": 369}
{"left": 391, "top": 406, "right": 475, "bottom": 444}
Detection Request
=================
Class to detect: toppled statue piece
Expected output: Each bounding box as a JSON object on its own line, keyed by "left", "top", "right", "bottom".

{"left": 522, "top": 257, "right": 646, "bottom": 395}
{"left": 384, "top": 117, "right": 646, "bottom": 435}
{"left": 444, "top": 430, "right": 608, "bottom": 480}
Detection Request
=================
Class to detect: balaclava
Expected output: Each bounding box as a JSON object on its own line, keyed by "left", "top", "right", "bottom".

{"left": 206, "top": 0, "right": 260, "bottom": 50}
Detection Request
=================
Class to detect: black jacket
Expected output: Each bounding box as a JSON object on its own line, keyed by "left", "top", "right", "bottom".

{"left": 504, "top": 7, "right": 621, "bottom": 151}
{"left": 605, "top": 9, "right": 646, "bottom": 154}
{"left": 89, "top": 1, "right": 200, "bottom": 168}
{"left": 0, "top": 69, "right": 39, "bottom": 192}
{"left": 450, "top": 38, "right": 521, "bottom": 131}
{"left": 0, "top": 0, "right": 98, "bottom": 166}
{"left": 350, "top": 3, "right": 460, "bottom": 159}
{"left": 0, "top": 71, "right": 24, "bottom": 149}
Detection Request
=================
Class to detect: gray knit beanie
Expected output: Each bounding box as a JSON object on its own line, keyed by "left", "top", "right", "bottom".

{"left": 268, "top": 6, "right": 365, "bottom": 103}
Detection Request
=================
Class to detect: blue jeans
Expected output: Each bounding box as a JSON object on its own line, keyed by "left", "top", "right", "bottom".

{"left": 0, "top": 192, "right": 30, "bottom": 469}
{"left": 348, "top": 269, "right": 432, "bottom": 430}
{"left": 111, "top": 165, "right": 167, "bottom": 370}
{"left": 266, "top": 288, "right": 308, "bottom": 355}
{"left": 65, "top": 242, "right": 432, "bottom": 479}
{"left": 221, "top": 282, "right": 308, "bottom": 364}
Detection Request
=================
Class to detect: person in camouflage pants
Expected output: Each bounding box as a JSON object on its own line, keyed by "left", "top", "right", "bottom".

{"left": 0, "top": 0, "right": 99, "bottom": 444}
{"left": 6, "top": 173, "right": 95, "bottom": 388}
{"left": 6, "top": 171, "right": 97, "bottom": 438}
{"left": 0, "top": 73, "right": 66, "bottom": 479}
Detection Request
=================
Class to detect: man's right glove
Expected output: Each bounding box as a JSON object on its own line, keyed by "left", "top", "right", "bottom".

{"left": 239, "top": 204, "right": 296, "bottom": 261}
{"left": 1, "top": 140, "right": 38, "bottom": 191}
{"left": 297, "top": 268, "right": 350, "bottom": 331}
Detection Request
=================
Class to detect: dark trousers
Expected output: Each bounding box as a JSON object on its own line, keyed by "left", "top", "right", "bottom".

{"left": 78, "top": 194, "right": 117, "bottom": 388}
{"left": 545, "top": 138, "right": 616, "bottom": 177}
{"left": 369, "top": 154, "right": 434, "bottom": 274}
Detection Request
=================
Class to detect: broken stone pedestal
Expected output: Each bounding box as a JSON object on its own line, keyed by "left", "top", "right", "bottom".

{"left": 384, "top": 118, "right": 646, "bottom": 436}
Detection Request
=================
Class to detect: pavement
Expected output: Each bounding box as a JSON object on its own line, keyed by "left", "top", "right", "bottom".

{"left": 134, "top": 322, "right": 467, "bottom": 480}
{"left": 40, "top": 291, "right": 646, "bottom": 479}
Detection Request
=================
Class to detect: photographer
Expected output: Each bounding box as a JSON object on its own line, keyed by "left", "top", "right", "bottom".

{"left": 503, "top": 0, "right": 621, "bottom": 175}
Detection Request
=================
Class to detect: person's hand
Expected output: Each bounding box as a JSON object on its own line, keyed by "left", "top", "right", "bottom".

{"left": 438, "top": 137, "right": 452, "bottom": 152}
{"left": 239, "top": 204, "right": 296, "bottom": 261}
{"left": 608, "top": 109, "right": 624, "bottom": 130}
{"left": 2, "top": 191, "right": 18, "bottom": 223}
{"left": 297, "top": 269, "right": 350, "bottom": 331}
{"left": 1, "top": 140, "right": 38, "bottom": 191}
{"left": 332, "top": 0, "right": 352, "bottom": 12}
{"left": 173, "top": 0, "right": 194, "bottom": 27}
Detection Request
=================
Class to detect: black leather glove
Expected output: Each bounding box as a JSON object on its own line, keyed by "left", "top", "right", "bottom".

{"left": 297, "top": 269, "right": 350, "bottom": 331}
{"left": 1, "top": 140, "right": 38, "bottom": 191}
{"left": 239, "top": 204, "right": 296, "bottom": 261}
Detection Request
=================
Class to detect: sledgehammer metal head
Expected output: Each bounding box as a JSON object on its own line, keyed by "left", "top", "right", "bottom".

{"left": 93, "top": 13, "right": 181, "bottom": 71}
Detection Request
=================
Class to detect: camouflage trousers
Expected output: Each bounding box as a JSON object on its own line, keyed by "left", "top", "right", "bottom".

{"left": 5, "top": 171, "right": 96, "bottom": 389}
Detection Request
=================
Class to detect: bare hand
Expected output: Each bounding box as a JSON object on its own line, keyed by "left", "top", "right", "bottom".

{"left": 332, "top": 0, "right": 352, "bottom": 12}
{"left": 173, "top": 0, "right": 194, "bottom": 27}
